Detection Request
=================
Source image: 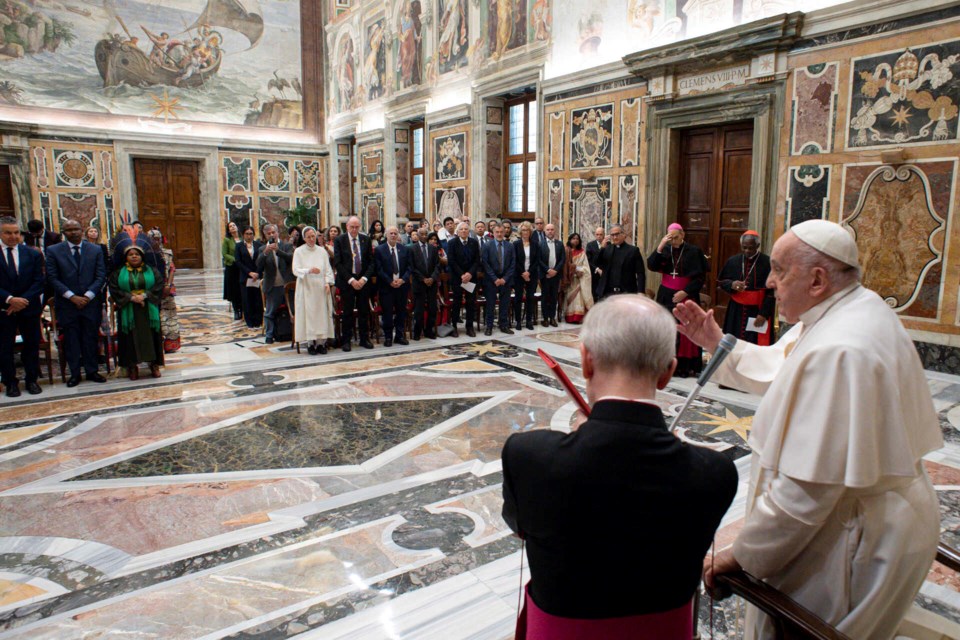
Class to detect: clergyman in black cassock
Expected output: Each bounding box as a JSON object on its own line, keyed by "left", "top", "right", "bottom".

{"left": 718, "top": 230, "right": 775, "bottom": 345}
{"left": 596, "top": 225, "right": 645, "bottom": 298}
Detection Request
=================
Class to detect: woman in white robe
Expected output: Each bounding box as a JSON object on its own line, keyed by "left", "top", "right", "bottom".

{"left": 292, "top": 227, "right": 336, "bottom": 354}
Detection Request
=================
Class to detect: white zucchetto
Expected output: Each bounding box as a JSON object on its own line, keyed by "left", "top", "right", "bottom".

{"left": 790, "top": 219, "right": 859, "bottom": 268}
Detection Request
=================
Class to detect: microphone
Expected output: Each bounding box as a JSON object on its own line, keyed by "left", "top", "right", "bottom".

{"left": 669, "top": 334, "right": 738, "bottom": 434}
{"left": 696, "top": 333, "right": 738, "bottom": 387}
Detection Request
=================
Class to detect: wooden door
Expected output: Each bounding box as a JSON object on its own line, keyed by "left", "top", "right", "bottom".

{"left": 134, "top": 158, "right": 203, "bottom": 268}
{"left": 677, "top": 122, "right": 753, "bottom": 324}
{"left": 0, "top": 165, "right": 15, "bottom": 218}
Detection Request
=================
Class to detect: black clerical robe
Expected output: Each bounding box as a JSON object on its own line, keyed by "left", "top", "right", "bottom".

{"left": 596, "top": 242, "right": 645, "bottom": 297}
{"left": 718, "top": 252, "right": 775, "bottom": 344}
{"left": 501, "top": 399, "right": 737, "bottom": 620}
{"left": 647, "top": 243, "right": 708, "bottom": 375}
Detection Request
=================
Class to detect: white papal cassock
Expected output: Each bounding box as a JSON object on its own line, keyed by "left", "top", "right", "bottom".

{"left": 292, "top": 243, "right": 336, "bottom": 342}
{"left": 714, "top": 282, "right": 943, "bottom": 640}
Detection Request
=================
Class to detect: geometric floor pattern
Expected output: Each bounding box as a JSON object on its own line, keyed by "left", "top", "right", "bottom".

{"left": 0, "top": 270, "right": 958, "bottom": 638}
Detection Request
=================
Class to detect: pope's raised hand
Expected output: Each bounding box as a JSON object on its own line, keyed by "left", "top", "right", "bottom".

{"left": 673, "top": 300, "right": 722, "bottom": 353}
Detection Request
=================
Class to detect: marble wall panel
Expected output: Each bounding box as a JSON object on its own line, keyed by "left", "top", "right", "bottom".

{"left": 363, "top": 193, "right": 384, "bottom": 223}
{"left": 435, "top": 187, "right": 465, "bottom": 218}
{"left": 570, "top": 104, "right": 614, "bottom": 169}
{"left": 258, "top": 159, "right": 291, "bottom": 192}
{"left": 619, "top": 98, "right": 642, "bottom": 166}
{"left": 785, "top": 165, "right": 830, "bottom": 229}
{"left": 225, "top": 195, "right": 254, "bottom": 230}
{"left": 618, "top": 174, "right": 638, "bottom": 240}
{"left": 338, "top": 156, "right": 352, "bottom": 219}
{"left": 222, "top": 157, "right": 253, "bottom": 192}
{"left": 360, "top": 148, "right": 385, "bottom": 190}
{"left": 57, "top": 193, "right": 99, "bottom": 231}
{"left": 570, "top": 178, "right": 611, "bottom": 241}
{"left": 258, "top": 196, "right": 293, "bottom": 234}
{"left": 843, "top": 161, "right": 954, "bottom": 319}
{"left": 847, "top": 39, "right": 960, "bottom": 149}
{"left": 485, "top": 130, "right": 503, "bottom": 215}
{"left": 548, "top": 111, "right": 564, "bottom": 171}
{"left": 547, "top": 179, "right": 563, "bottom": 229}
{"left": 791, "top": 62, "right": 839, "bottom": 155}
{"left": 396, "top": 146, "right": 411, "bottom": 219}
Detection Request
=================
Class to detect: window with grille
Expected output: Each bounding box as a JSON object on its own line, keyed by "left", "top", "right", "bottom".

{"left": 411, "top": 122, "right": 425, "bottom": 219}
{"left": 504, "top": 94, "right": 537, "bottom": 218}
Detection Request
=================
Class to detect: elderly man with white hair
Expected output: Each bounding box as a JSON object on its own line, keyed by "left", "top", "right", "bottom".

{"left": 502, "top": 294, "right": 737, "bottom": 638}
{"left": 675, "top": 219, "right": 943, "bottom": 639}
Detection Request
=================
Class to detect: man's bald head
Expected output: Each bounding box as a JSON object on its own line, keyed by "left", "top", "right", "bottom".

{"left": 580, "top": 294, "right": 676, "bottom": 381}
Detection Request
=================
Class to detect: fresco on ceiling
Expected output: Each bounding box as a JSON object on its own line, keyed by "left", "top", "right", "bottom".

{"left": 334, "top": 32, "right": 357, "bottom": 112}
{"left": 0, "top": 0, "right": 304, "bottom": 129}
{"left": 395, "top": 0, "right": 423, "bottom": 89}
{"left": 437, "top": 0, "right": 468, "bottom": 74}
{"left": 364, "top": 18, "right": 386, "bottom": 100}
{"left": 486, "top": 0, "right": 526, "bottom": 60}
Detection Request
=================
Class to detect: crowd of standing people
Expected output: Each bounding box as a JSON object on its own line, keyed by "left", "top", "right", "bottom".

{"left": 0, "top": 216, "right": 181, "bottom": 397}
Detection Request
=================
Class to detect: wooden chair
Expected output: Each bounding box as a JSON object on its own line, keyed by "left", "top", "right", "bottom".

{"left": 283, "top": 281, "right": 298, "bottom": 353}
{"left": 11, "top": 315, "right": 55, "bottom": 386}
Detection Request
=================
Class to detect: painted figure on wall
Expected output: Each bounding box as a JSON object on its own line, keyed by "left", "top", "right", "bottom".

{"left": 488, "top": 0, "right": 526, "bottom": 59}
{"left": 336, "top": 35, "right": 356, "bottom": 112}
{"left": 365, "top": 20, "right": 386, "bottom": 101}
{"left": 0, "top": 0, "right": 303, "bottom": 128}
{"left": 438, "top": 0, "right": 468, "bottom": 74}
{"left": 396, "top": 0, "right": 423, "bottom": 89}
{"left": 531, "top": 0, "right": 551, "bottom": 42}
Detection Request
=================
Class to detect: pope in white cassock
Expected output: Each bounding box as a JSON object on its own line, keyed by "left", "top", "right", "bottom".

{"left": 675, "top": 220, "right": 943, "bottom": 639}
{"left": 292, "top": 227, "right": 336, "bottom": 354}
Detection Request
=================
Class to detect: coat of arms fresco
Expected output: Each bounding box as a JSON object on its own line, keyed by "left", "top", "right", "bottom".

{"left": 570, "top": 104, "right": 613, "bottom": 169}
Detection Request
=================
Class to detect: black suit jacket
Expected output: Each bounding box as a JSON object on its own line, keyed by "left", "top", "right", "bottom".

{"left": 255, "top": 241, "right": 295, "bottom": 293}
{"left": 235, "top": 241, "right": 262, "bottom": 283}
{"left": 0, "top": 244, "right": 45, "bottom": 316}
{"left": 502, "top": 400, "right": 738, "bottom": 619}
{"left": 481, "top": 239, "right": 515, "bottom": 283}
{"left": 410, "top": 241, "right": 440, "bottom": 291}
{"left": 374, "top": 242, "right": 411, "bottom": 286}
{"left": 538, "top": 238, "right": 566, "bottom": 277}
{"left": 447, "top": 236, "right": 480, "bottom": 282}
{"left": 46, "top": 240, "right": 107, "bottom": 322}
{"left": 512, "top": 238, "right": 541, "bottom": 285}
{"left": 597, "top": 242, "right": 646, "bottom": 294}
{"left": 585, "top": 239, "right": 602, "bottom": 276}
{"left": 333, "top": 233, "right": 375, "bottom": 288}
{"left": 24, "top": 230, "right": 61, "bottom": 251}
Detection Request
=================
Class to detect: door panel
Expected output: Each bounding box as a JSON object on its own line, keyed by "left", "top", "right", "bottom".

{"left": 134, "top": 158, "right": 204, "bottom": 269}
{"left": 676, "top": 122, "right": 754, "bottom": 323}
{"left": 0, "top": 165, "right": 14, "bottom": 217}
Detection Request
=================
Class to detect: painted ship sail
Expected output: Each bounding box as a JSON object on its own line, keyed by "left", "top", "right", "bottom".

{"left": 185, "top": 0, "right": 264, "bottom": 50}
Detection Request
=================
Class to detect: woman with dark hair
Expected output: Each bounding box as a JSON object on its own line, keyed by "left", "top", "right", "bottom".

{"left": 235, "top": 226, "right": 263, "bottom": 328}
{"left": 324, "top": 225, "right": 340, "bottom": 261}
{"left": 287, "top": 226, "right": 303, "bottom": 248}
{"left": 222, "top": 221, "right": 243, "bottom": 320}
{"left": 368, "top": 219, "right": 385, "bottom": 248}
{"left": 562, "top": 232, "right": 593, "bottom": 324}
{"left": 108, "top": 244, "right": 164, "bottom": 380}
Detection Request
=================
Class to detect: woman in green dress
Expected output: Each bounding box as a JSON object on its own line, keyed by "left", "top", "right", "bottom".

{"left": 109, "top": 245, "right": 164, "bottom": 380}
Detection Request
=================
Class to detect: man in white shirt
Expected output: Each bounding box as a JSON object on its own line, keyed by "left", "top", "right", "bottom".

{"left": 675, "top": 219, "right": 943, "bottom": 639}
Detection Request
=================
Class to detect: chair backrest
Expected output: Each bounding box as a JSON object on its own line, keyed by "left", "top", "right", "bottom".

{"left": 284, "top": 281, "right": 296, "bottom": 316}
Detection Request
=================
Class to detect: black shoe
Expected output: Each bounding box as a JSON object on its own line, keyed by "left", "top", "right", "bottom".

{"left": 395, "top": 336, "right": 409, "bottom": 345}
{"left": 516, "top": 323, "right": 523, "bottom": 331}
{"left": 360, "top": 340, "right": 374, "bottom": 349}
{"left": 450, "top": 326, "right": 459, "bottom": 338}
{"left": 318, "top": 344, "right": 328, "bottom": 354}
{"left": 265, "top": 337, "right": 275, "bottom": 344}
{"left": 526, "top": 322, "right": 534, "bottom": 330}
{"left": 87, "top": 372, "right": 107, "bottom": 383}
{"left": 466, "top": 326, "right": 476, "bottom": 337}
{"left": 500, "top": 326, "right": 514, "bottom": 335}
{"left": 425, "top": 331, "right": 436, "bottom": 340}
{"left": 413, "top": 331, "right": 421, "bottom": 341}
{"left": 26, "top": 381, "right": 42, "bottom": 395}
{"left": 307, "top": 344, "right": 318, "bottom": 355}
{"left": 342, "top": 342, "right": 352, "bottom": 352}
{"left": 550, "top": 318, "right": 558, "bottom": 327}
{"left": 541, "top": 319, "right": 549, "bottom": 327}
{"left": 484, "top": 327, "right": 493, "bottom": 336}
{"left": 5, "top": 383, "right": 20, "bottom": 398}
{"left": 66, "top": 375, "right": 81, "bottom": 388}
{"left": 233, "top": 310, "right": 243, "bottom": 320}
{"left": 384, "top": 337, "right": 393, "bottom": 347}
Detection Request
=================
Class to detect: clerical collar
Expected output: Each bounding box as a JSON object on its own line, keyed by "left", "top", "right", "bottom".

{"left": 595, "top": 395, "right": 659, "bottom": 408}
{"left": 798, "top": 282, "right": 860, "bottom": 328}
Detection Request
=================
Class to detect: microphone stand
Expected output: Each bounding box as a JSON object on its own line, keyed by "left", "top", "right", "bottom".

{"left": 669, "top": 333, "right": 737, "bottom": 434}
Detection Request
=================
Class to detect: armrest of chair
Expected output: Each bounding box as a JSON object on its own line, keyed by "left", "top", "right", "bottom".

{"left": 712, "top": 571, "right": 853, "bottom": 640}
{"left": 937, "top": 542, "right": 960, "bottom": 573}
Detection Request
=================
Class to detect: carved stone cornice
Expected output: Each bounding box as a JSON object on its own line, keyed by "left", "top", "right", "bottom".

{"left": 623, "top": 12, "right": 803, "bottom": 80}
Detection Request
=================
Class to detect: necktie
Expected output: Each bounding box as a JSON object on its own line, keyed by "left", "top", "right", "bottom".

{"left": 73, "top": 245, "right": 82, "bottom": 269}
{"left": 421, "top": 243, "right": 427, "bottom": 263}
{"left": 352, "top": 237, "right": 361, "bottom": 274}
{"left": 391, "top": 246, "right": 399, "bottom": 275}
{"left": 497, "top": 241, "right": 503, "bottom": 271}
{"left": 5, "top": 247, "right": 16, "bottom": 280}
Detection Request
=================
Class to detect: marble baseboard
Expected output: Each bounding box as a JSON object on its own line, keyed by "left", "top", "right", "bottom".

{"left": 916, "top": 341, "right": 960, "bottom": 376}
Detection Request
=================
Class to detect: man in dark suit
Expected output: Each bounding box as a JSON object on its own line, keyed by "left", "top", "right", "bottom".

{"left": 480, "top": 223, "right": 514, "bottom": 336}
{"left": 24, "top": 219, "right": 61, "bottom": 252}
{"left": 410, "top": 229, "right": 441, "bottom": 340}
{"left": 538, "top": 223, "right": 565, "bottom": 327}
{"left": 532, "top": 217, "right": 546, "bottom": 245}
{"left": 374, "top": 226, "right": 411, "bottom": 347}
{"left": 46, "top": 219, "right": 107, "bottom": 387}
{"left": 512, "top": 223, "right": 541, "bottom": 331}
{"left": 0, "top": 217, "right": 46, "bottom": 397}
{"left": 597, "top": 225, "right": 646, "bottom": 299}
{"left": 585, "top": 226, "right": 606, "bottom": 301}
{"left": 501, "top": 295, "right": 737, "bottom": 632}
{"left": 333, "top": 216, "right": 375, "bottom": 351}
{"left": 446, "top": 221, "right": 479, "bottom": 338}
{"left": 255, "top": 224, "right": 294, "bottom": 344}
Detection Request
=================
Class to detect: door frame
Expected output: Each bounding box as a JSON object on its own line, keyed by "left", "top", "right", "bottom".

{"left": 116, "top": 142, "right": 220, "bottom": 270}
{"left": 644, "top": 82, "right": 784, "bottom": 263}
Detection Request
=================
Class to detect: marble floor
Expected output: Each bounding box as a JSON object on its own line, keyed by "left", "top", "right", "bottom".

{"left": 1, "top": 269, "right": 959, "bottom": 639}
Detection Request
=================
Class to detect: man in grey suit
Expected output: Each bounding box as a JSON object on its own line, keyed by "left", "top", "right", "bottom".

{"left": 46, "top": 219, "right": 107, "bottom": 387}
{"left": 256, "top": 224, "right": 294, "bottom": 344}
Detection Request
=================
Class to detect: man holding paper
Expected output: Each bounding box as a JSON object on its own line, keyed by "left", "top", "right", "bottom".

{"left": 718, "top": 230, "right": 774, "bottom": 345}
{"left": 446, "top": 221, "right": 480, "bottom": 337}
